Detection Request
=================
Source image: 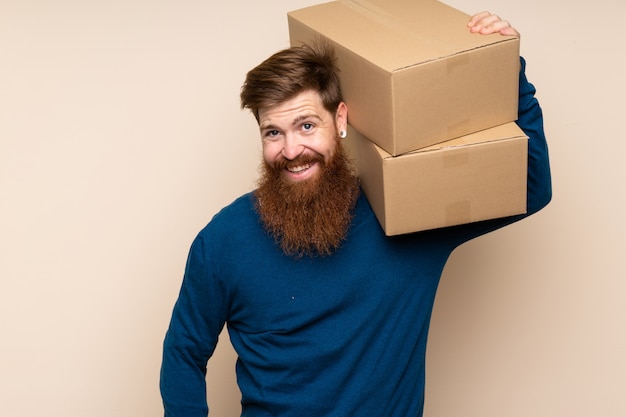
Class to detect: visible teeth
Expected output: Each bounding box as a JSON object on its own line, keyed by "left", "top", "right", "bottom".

{"left": 288, "top": 163, "right": 311, "bottom": 173}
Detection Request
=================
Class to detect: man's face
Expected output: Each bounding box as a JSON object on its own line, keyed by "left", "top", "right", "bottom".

{"left": 258, "top": 89, "right": 347, "bottom": 184}
{"left": 254, "top": 89, "right": 356, "bottom": 257}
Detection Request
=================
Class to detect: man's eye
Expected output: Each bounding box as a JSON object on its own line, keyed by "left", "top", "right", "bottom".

{"left": 265, "top": 130, "right": 280, "bottom": 137}
{"left": 302, "top": 123, "right": 313, "bottom": 131}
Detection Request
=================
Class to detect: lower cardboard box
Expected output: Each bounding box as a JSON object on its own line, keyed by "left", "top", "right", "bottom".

{"left": 343, "top": 122, "right": 528, "bottom": 236}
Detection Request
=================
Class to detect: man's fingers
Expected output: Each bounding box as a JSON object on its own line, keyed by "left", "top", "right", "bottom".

{"left": 468, "top": 11, "right": 520, "bottom": 37}
{"left": 467, "top": 11, "right": 491, "bottom": 27}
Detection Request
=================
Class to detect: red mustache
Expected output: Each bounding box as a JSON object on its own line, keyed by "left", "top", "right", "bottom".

{"left": 272, "top": 153, "right": 325, "bottom": 172}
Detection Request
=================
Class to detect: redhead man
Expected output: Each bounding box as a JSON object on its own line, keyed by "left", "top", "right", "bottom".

{"left": 160, "top": 12, "right": 551, "bottom": 417}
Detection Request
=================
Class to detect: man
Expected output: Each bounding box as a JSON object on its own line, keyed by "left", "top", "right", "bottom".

{"left": 160, "top": 12, "right": 552, "bottom": 417}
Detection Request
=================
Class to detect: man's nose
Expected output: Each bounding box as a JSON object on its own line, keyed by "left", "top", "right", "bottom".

{"left": 281, "top": 133, "right": 304, "bottom": 160}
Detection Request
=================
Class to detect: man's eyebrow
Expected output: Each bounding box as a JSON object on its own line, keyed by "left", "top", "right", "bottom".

{"left": 259, "top": 113, "right": 322, "bottom": 131}
{"left": 259, "top": 121, "right": 276, "bottom": 131}
{"left": 292, "top": 113, "right": 322, "bottom": 125}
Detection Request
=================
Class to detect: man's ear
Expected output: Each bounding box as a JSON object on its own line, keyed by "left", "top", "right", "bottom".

{"left": 336, "top": 102, "right": 348, "bottom": 133}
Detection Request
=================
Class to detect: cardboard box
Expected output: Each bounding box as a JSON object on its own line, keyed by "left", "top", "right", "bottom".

{"left": 288, "top": 0, "right": 520, "bottom": 156}
{"left": 343, "top": 123, "right": 528, "bottom": 236}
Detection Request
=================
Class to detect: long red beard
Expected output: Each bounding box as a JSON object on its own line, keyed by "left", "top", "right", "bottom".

{"left": 254, "top": 143, "right": 359, "bottom": 258}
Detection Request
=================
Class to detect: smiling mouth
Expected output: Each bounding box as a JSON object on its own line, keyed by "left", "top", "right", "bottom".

{"left": 287, "top": 163, "right": 313, "bottom": 173}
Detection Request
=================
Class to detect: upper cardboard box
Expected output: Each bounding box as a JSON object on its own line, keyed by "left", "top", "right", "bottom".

{"left": 343, "top": 122, "right": 528, "bottom": 236}
{"left": 288, "top": 0, "right": 520, "bottom": 156}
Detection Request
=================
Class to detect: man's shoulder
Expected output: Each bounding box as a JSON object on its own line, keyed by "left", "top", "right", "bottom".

{"left": 198, "top": 191, "right": 259, "bottom": 237}
{"left": 216, "top": 191, "right": 256, "bottom": 217}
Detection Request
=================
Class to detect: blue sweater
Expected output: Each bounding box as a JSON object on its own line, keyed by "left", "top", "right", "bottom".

{"left": 160, "top": 58, "right": 552, "bottom": 417}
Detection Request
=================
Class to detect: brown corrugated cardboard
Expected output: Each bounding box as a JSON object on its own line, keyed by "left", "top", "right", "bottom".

{"left": 343, "top": 123, "right": 528, "bottom": 236}
{"left": 288, "top": 0, "right": 520, "bottom": 156}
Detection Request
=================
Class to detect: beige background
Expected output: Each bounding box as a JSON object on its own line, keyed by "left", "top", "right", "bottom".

{"left": 1, "top": 0, "right": 624, "bottom": 416}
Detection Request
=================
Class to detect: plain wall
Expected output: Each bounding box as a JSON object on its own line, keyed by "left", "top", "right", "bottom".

{"left": 1, "top": 0, "right": 624, "bottom": 416}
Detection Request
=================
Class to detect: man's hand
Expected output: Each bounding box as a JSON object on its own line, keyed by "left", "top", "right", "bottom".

{"left": 467, "top": 11, "right": 520, "bottom": 37}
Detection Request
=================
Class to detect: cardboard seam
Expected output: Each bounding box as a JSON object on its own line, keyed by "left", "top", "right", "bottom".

{"left": 338, "top": 0, "right": 517, "bottom": 72}
{"left": 383, "top": 135, "right": 528, "bottom": 160}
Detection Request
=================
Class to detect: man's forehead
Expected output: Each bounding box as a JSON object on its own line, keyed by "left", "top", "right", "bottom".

{"left": 259, "top": 91, "right": 327, "bottom": 128}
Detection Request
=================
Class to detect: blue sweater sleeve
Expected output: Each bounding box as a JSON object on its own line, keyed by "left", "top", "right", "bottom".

{"left": 517, "top": 56, "right": 552, "bottom": 215}
{"left": 160, "top": 233, "right": 229, "bottom": 417}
